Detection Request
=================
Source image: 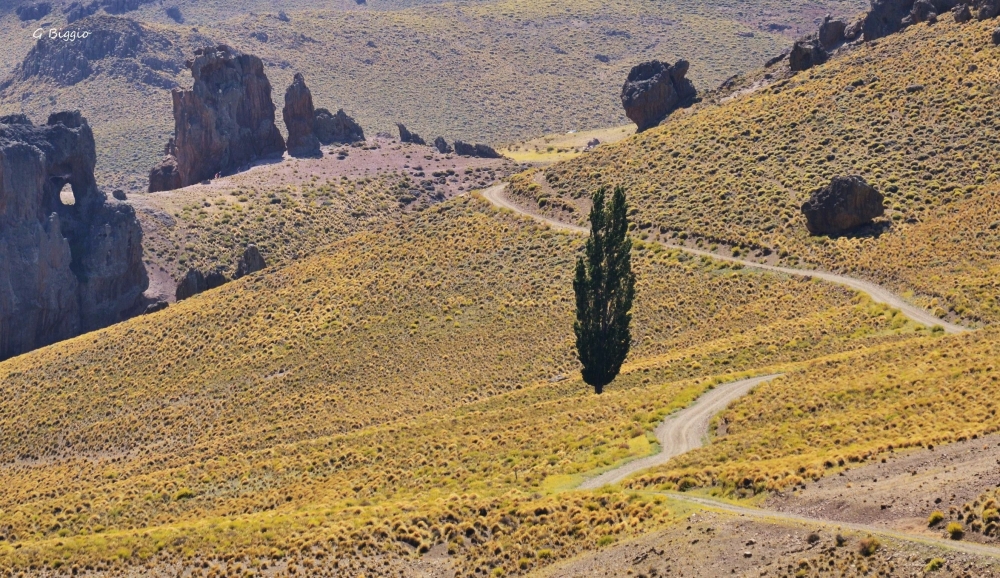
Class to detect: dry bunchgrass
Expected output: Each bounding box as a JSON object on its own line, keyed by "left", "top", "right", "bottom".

{"left": 512, "top": 17, "right": 1000, "bottom": 324}
{"left": 0, "top": 194, "right": 912, "bottom": 575}
{"left": 628, "top": 327, "right": 1000, "bottom": 496}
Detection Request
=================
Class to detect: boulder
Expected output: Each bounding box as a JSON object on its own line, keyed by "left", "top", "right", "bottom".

{"left": 474, "top": 144, "right": 501, "bottom": 158}
{"left": 143, "top": 301, "right": 168, "bottom": 315}
{"left": 620, "top": 59, "right": 696, "bottom": 132}
{"left": 283, "top": 73, "right": 322, "bottom": 158}
{"left": 148, "top": 45, "right": 286, "bottom": 192}
{"left": 800, "top": 175, "right": 885, "bottom": 235}
{"left": 844, "top": 17, "right": 865, "bottom": 41}
{"left": 954, "top": 3, "right": 973, "bottom": 21}
{"left": 864, "top": 0, "right": 916, "bottom": 40}
{"left": 234, "top": 244, "right": 266, "bottom": 279}
{"left": 993, "top": 27, "right": 1000, "bottom": 44}
{"left": 112, "top": 189, "right": 127, "bottom": 201}
{"left": 434, "top": 136, "right": 453, "bottom": 154}
{"left": 16, "top": 2, "right": 52, "bottom": 21}
{"left": 175, "top": 268, "right": 207, "bottom": 301}
{"left": 397, "top": 123, "right": 426, "bottom": 145}
{"left": 0, "top": 111, "right": 147, "bottom": 361}
{"left": 979, "top": 0, "right": 1000, "bottom": 20}
{"left": 905, "top": 0, "right": 939, "bottom": 23}
{"left": 313, "top": 108, "right": 365, "bottom": 144}
{"left": 789, "top": 37, "right": 828, "bottom": 72}
{"left": 818, "top": 15, "right": 848, "bottom": 49}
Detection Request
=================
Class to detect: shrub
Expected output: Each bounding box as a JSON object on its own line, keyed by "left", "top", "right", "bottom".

{"left": 857, "top": 536, "right": 880, "bottom": 557}
{"left": 928, "top": 510, "right": 944, "bottom": 526}
{"left": 946, "top": 522, "right": 964, "bottom": 540}
{"left": 925, "top": 558, "right": 945, "bottom": 572}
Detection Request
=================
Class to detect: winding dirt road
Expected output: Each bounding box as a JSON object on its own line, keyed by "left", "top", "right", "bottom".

{"left": 578, "top": 374, "right": 782, "bottom": 489}
{"left": 481, "top": 184, "right": 966, "bottom": 334}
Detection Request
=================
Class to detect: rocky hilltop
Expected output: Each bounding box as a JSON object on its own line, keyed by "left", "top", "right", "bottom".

{"left": 149, "top": 45, "right": 285, "bottom": 192}
{"left": 0, "top": 111, "right": 147, "bottom": 361}
{"left": 0, "top": 15, "right": 184, "bottom": 91}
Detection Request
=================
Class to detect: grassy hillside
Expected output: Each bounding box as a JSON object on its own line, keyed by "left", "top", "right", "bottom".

{"left": 0, "top": 0, "right": 865, "bottom": 191}
{"left": 630, "top": 326, "right": 1000, "bottom": 497}
{"left": 0, "top": 194, "right": 915, "bottom": 575}
{"left": 512, "top": 17, "right": 1000, "bottom": 325}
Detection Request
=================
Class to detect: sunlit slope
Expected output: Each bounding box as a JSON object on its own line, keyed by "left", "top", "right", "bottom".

{"left": 630, "top": 326, "right": 1000, "bottom": 497}
{"left": 0, "top": 194, "right": 915, "bottom": 574}
{"left": 516, "top": 18, "right": 1000, "bottom": 324}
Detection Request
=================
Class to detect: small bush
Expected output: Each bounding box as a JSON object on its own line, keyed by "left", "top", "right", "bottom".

{"left": 946, "top": 522, "right": 964, "bottom": 540}
{"left": 928, "top": 510, "right": 944, "bottom": 526}
{"left": 925, "top": 558, "right": 945, "bottom": 572}
{"left": 857, "top": 536, "right": 880, "bottom": 557}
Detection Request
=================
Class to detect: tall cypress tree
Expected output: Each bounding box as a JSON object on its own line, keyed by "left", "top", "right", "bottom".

{"left": 573, "top": 186, "right": 636, "bottom": 394}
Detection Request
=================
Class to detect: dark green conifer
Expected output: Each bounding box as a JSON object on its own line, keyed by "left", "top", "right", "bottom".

{"left": 573, "top": 186, "right": 636, "bottom": 394}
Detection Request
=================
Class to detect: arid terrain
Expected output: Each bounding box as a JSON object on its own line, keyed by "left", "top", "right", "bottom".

{"left": 3, "top": 0, "right": 1000, "bottom": 577}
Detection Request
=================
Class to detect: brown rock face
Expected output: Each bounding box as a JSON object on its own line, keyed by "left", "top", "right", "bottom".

{"left": 314, "top": 108, "right": 365, "bottom": 145}
{"left": 801, "top": 175, "right": 886, "bottom": 236}
{"left": 0, "top": 111, "right": 147, "bottom": 361}
{"left": 789, "top": 38, "right": 828, "bottom": 71}
{"left": 234, "top": 245, "right": 266, "bottom": 279}
{"left": 620, "top": 60, "right": 696, "bottom": 133}
{"left": 283, "top": 73, "right": 321, "bottom": 158}
{"left": 818, "top": 15, "right": 848, "bottom": 49}
{"left": 148, "top": 45, "right": 286, "bottom": 192}
{"left": 397, "top": 123, "right": 426, "bottom": 145}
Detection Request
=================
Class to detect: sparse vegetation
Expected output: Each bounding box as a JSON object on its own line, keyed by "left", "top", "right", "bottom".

{"left": 513, "top": 17, "right": 1000, "bottom": 325}
{"left": 857, "top": 536, "right": 880, "bottom": 557}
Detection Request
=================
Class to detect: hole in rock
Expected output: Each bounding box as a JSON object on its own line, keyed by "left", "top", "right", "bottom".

{"left": 59, "top": 183, "right": 76, "bottom": 206}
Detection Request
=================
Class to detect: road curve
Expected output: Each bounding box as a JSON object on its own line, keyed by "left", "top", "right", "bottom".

{"left": 578, "top": 374, "right": 782, "bottom": 489}
{"left": 481, "top": 184, "right": 966, "bottom": 334}
{"left": 663, "top": 492, "right": 1000, "bottom": 559}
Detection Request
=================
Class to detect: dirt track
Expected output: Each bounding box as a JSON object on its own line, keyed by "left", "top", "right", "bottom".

{"left": 578, "top": 375, "right": 782, "bottom": 489}
{"left": 480, "top": 183, "right": 967, "bottom": 334}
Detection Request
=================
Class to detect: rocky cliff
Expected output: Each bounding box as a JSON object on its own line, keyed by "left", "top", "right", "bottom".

{"left": 0, "top": 111, "right": 147, "bottom": 361}
{"left": 283, "top": 73, "right": 322, "bottom": 158}
{"left": 148, "top": 45, "right": 286, "bottom": 192}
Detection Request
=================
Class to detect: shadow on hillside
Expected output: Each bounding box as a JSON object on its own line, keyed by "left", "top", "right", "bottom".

{"left": 829, "top": 219, "right": 893, "bottom": 240}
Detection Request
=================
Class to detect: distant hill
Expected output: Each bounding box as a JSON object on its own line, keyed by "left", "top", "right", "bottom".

{"left": 0, "top": 0, "right": 865, "bottom": 191}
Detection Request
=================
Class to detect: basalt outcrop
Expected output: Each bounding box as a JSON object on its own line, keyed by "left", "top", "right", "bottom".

{"left": 801, "top": 175, "right": 885, "bottom": 235}
{"left": 0, "top": 111, "right": 147, "bottom": 361}
{"left": 453, "top": 141, "right": 502, "bottom": 158}
{"left": 148, "top": 45, "right": 286, "bottom": 192}
{"left": 620, "top": 59, "right": 696, "bottom": 132}
{"left": 313, "top": 108, "right": 365, "bottom": 145}
{"left": 397, "top": 123, "right": 426, "bottom": 145}
{"left": 283, "top": 73, "right": 322, "bottom": 158}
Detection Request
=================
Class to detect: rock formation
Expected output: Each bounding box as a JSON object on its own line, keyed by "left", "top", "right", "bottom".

{"left": 148, "top": 45, "right": 286, "bottom": 192}
{"left": 818, "top": 15, "right": 848, "bottom": 49}
{"left": 954, "top": 3, "right": 973, "bottom": 20}
{"left": 789, "top": 37, "right": 828, "bottom": 71}
{"left": 453, "top": 141, "right": 502, "bottom": 158}
{"left": 801, "top": 175, "right": 885, "bottom": 235}
{"left": 234, "top": 245, "right": 266, "bottom": 279}
{"left": 0, "top": 112, "right": 147, "bottom": 361}
{"left": 620, "top": 59, "right": 696, "bottom": 133}
{"left": 283, "top": 73, "right": 322, "bottom": 158}
{"left": 16, "top": 2, "right": 52, "bottom": 21}
{"left": 397, "top": 123, "right": 426, "bottom": 145}
{"left": 166, "top": 5, "right": 183, "bottom": 23}
{"left": 313, "top": 108, "right": 365, "bottom": 144}
{"left": 175, "top": 269, "right": 207, "bottom": 301}
{"left": 434, "top": 137, "right": 453, "bottom": 154}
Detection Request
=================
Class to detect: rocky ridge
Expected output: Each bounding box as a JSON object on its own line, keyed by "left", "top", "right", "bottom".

{"left": 0, "top": 111, "right": 147, "bottom": 361}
